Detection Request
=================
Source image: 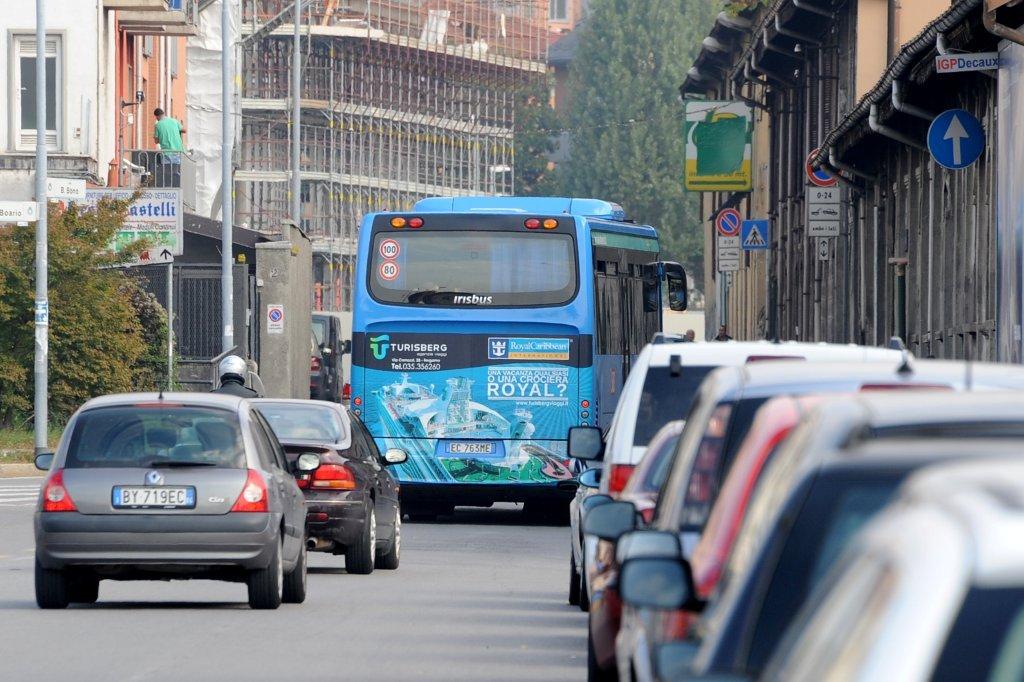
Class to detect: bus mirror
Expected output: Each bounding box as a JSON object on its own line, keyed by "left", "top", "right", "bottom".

{"left": 568, "top": 426, "right": 604, "bottom": 461}
{"left": 342, "top": 339, "right": 352, "bottom": 355}
{"left": 663, "top": 262, "right": 688, "bottom": 312}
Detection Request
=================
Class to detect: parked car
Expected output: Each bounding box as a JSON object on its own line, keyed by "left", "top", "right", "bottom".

{"left": 613, "top": 364, "right": 1024, "bottom": 681}
{"left": 587, "top": 420, "right": 685, "bottom": 680}
{"left": 566, "top": 340, "right": 902, "bottom": 614}
{"left": 33, "top": 392, "right": 312, "bottom": 610}
{"left": 619, "top": 402, "right": 1024, "bottom": 679}
{"left": 764, "top": 458, "right": 1024, "bottom": 681}
{"left": 253, "top": 399, "right": 404, "bottom": 574}
{"left": 311, "top": 311, "right": 352, "bottom": 403}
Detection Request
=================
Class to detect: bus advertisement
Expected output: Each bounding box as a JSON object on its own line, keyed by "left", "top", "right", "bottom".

{"left": 350, "top": 197, "right": 686, "bottom": 512}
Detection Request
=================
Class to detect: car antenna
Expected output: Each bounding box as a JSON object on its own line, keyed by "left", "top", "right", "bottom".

{"left": 670, "top": 354, "right": 682, "bottom": 377}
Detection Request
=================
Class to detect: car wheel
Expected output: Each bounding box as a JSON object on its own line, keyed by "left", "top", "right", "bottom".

{"left": 35, "top": 557, "right": 70, "bottom": 609}
{"left": 375, "top": 507, "right": 401, "bottom": 570}
{"left": 248, "top": 536, "right": 284, "bottom": 609}
{"left": 282, "top": 538, "right": 308, "bottom": 604}
{"left": 569, "top": 551, "right": 581, "bottom": 606}
{"left": 587, "top": 629, "right": 617, "bottom": 682}
{"left": 346, "top": 507, "right": 376, "bottom": 575}
{"left": 579, "top": 554, "right": 591, "bottom": 612}
{"left": 69, "top": 574, "right": 100, "bottom": 604}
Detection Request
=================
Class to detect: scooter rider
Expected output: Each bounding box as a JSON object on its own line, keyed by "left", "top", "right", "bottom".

{"left": 211, "top": 355, "right": 261, "bottom": 398}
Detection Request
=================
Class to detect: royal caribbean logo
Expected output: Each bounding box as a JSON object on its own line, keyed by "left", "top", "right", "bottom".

{"left": 488, "top": 337, "right": 570, "bottom": 361}
{"left": 369, "top": 334, "right": 391, "bottom": 360}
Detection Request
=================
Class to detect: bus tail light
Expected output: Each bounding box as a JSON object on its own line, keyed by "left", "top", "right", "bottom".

{"left": 408, "top": 217, "right": 424, "bottom": 228}
{"left": 390, "top": 217, "right": 407, "bottom": 228}
{"left": 524, "top": 218, "right": 541, "bottom": 229}
{"left": 542, "top": 219, "right": 558, "bottom": 229}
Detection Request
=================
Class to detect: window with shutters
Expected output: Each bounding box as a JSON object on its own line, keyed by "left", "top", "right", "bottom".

{"left": 11, "top": 34, "right": 62, "bottom": 152}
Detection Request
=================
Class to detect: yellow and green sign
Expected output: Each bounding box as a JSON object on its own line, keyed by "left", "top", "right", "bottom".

{"left": 684, "top": 101, "right": 753, "bottom": 192}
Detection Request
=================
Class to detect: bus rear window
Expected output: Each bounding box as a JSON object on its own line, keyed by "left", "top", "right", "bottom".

{"left": 369, "top": 230, "right": 577, "bottom": 307}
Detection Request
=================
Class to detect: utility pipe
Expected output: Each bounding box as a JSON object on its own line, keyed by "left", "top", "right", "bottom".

{"left": 891, "top": 80, "right": 934, "bottom": 121}
{"left": 869, "top": 104, "right": 927, "bottom": 152}
{"left": 829, "top": 146, "right": 878, "bottom": 182}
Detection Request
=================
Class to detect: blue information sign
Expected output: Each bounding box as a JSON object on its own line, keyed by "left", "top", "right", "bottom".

{"left": 927, "top": 109, "right": 985, "bottom": 170}
{"left": 741, "top": 219, "right": 770, "bottom": 251}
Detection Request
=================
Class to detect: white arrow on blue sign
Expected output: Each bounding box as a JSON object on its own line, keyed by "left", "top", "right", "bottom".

{"left": 927, "top": 109, "right": 985, "bottom": 170}
{"left": 741, "top": 219, "right": 770, "bottom": 251}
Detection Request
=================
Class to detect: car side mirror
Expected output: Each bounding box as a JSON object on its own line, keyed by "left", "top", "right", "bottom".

{"left": 581, "top": 493, "right": 613, "bottom": 513}
{"left": 383, "top": 448, "right": 408, "bottom": 465}
{"left": 342, "top": 339, "right": 352, "bottom": 355}
{"left": 583, "top": 500, "right": 637, "bottom": 541}
{"left": 568, "top": 426, "right": 604, "bottom": 461}
{"left": 577, "top": 468, "right": 601, "bottom": 489}
{"left": 619, "top": 556, "right": 704, "bottom": 611}
{"left": 663, "top": 261, "right": 688, "bottom": 312}
{"left": 616, "top": 529, "right": 682, "bottom": 565}
{"left": 295, "top": 453, "right": 320, "bottom": 473}
{"left": 34, "top": 452, "right": 54, "bottom": 471}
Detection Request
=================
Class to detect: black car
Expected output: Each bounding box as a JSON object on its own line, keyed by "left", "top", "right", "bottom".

{"left": 254, "top": 399, "right": 406, "bottom": 574}
{"left": 311, "top": 312, "right": 351, "bottom": 402}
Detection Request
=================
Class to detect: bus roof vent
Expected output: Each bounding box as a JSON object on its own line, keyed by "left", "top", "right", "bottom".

{"left": 412, "top": 196, "right": 628, "bottom": 221}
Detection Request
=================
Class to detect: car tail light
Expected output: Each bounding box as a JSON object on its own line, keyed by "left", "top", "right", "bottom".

{"left": 311, "top": 464, "right": 357, "bottom": 490}
{"left": 607, "top": 464, "right": 636, "bottom": 495}
{"left": 231, "top": 469, "right": 269, "bottom": 512}
{"left": 660, "top": 609, "right": 696, "bottom": 642}
{"left": 307, "top": 512, "right": 328, "bottom": 522}
{"left": 342, "top": 383, "right": 352, "bottom": 401}
{"left": 310, "top": 356, "right": 322, "bottom": 372}
{"left": 41, "top": 470, "right": 77, "bottom": 512}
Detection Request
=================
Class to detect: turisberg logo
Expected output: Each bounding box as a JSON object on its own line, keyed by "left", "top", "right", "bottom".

{"left": 453, "top": 294, "right": 493, "bottom": 305}
{"left": 369, "top": 334, "right": 391, "bottom": 360}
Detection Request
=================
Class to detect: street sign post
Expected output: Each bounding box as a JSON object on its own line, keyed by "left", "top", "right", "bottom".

{"left": 927, "top": 109, "right": 985, "bottom": 170}
{"left": 935, "top": 53, "right": 1000, "bottom": 74}
{"left": 807, "top": 186, "right": 841, "bottom": 237}
{"left": 717, "top": 234, "right": 741, "bottom": 272}
{"left": 715, "top": 207, "right": 742, "bottom": 238}
{"left": 741, "top": 219, "right": 770, "bottom": 251}
{"left": 684, "top": 101, "right": 753, "bottom": 192}
{"left": 0, "top": 201, "right": 39, "bottom": 223}
{"left": 805, "top": 148, "right": 838, "bottom": 188}
{"left": 45, "top": 177, "right": 86, "bottom": 201}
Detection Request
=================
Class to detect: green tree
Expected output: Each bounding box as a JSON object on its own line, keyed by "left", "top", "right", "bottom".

{"left": 0, "top": 198, "right": 155, "bottom": 427}
{"left": 513, "top": 76, "right": 560, "bottom": 195}
{"left": 558, "top": 0, "right": 719, "bottom": 284}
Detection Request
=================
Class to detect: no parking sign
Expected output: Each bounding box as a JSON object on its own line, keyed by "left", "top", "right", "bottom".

{"left": 267, "top": 304, "right": 284, "bottom": 335}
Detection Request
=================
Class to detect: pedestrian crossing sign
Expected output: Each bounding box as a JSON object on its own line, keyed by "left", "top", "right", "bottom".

{"left": 741, "top": 219, "right": 770, "bottom": 251}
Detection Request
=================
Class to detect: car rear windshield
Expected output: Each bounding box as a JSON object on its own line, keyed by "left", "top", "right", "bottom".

{"left": 255, "top": 403, "right": 345, "bottom": 443}
{"left": 65, "top": 405, "right": 245, "bottom": 469}
{"left": 932, "top": 586, "right": 1024, "bottom": 681}
{"left": 633, "top": 365, "right": 716, "bottom": 447}
{"left": 369, "top": 230, "right": 577, "bottom": 307}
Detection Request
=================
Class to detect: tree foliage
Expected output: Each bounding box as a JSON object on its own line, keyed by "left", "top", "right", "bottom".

{"left": 553, "top": 0, "right": 720, "bottom": 286}
{"left": 513, "top": 76, "right": 560, "bottom": 196}
{"left": 0, "top": 198, "right": 166, "bottom": 427}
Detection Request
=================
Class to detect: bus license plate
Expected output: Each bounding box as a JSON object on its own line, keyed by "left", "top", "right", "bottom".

{"left": 112, "top": 486, "right": 196, "bottom": 509}
{"left": 447, "top": 442, "right": 495, "bottom": 455}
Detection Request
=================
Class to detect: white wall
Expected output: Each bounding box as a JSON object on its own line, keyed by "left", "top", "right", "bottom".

{"left": 0, "top": 1, "right": 112, "bottom": 200}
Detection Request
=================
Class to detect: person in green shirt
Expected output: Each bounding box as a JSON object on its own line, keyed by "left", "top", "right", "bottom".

{"left": 153, "top": 108, "right": 185, "bottom": 185}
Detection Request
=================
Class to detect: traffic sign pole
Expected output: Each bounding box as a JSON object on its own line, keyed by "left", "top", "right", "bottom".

{"left": 34, "top": 0, "right": 49, "bottom": 455}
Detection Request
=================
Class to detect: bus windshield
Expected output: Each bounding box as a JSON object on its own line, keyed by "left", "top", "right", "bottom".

{"left": 369, "top": 230, "right": 577, "bottom": 307}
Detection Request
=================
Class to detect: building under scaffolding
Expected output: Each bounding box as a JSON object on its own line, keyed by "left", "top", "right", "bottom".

{"left": 237, "top": 1, "right": 548, "bottom": 310}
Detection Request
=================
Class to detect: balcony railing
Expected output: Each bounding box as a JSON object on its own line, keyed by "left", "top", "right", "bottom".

{"left": 123, "top": 149, "right": 197, "bottom": 213}
{"left": 115, "top": 0, "right": 199, "bottom": 35}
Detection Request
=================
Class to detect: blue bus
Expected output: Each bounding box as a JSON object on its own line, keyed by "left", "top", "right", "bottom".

{"left": 350, "top": 197, "right": 686, "bottom": 514}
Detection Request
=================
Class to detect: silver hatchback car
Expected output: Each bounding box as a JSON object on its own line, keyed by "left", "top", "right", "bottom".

{"left": 34, "top": 392, "right": 313, "bottom": 610}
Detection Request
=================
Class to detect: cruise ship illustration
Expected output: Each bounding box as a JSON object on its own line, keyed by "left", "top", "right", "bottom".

{"left": 373, "top": 374, "right": 572, "bottom": 482}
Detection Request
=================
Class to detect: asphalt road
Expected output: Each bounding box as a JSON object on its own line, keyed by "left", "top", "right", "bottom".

{"left": 0, "top": 477, "right": 584, "bottom": 681}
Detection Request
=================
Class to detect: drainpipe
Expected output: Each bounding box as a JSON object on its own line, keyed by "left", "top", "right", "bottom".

{"left": 887, "top": 0, "right": 897, "bottom": 62}
{"left": 891, "top": 80, "right": 934, "bottom": 122}
{"left": 730, "top": 78, "right": 769, "bottom": 112}
{"left": 744, "top": 60, "right": 768, "bottom": 87}
{"left": 869, "top": 104, "right": 927, "bottom": 152}
{"left": 983, "top": 0, "right": 1024, "bottom": 47}
{"left": 829, "top": 146, "right": 877, "bottom": 182}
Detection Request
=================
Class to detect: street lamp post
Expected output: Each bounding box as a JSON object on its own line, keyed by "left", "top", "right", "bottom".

{"left": 34, "top": 0, "right": 49, "bottom": 454}
{"left": 221, "top": 0, "right": 233, "bottom": 352}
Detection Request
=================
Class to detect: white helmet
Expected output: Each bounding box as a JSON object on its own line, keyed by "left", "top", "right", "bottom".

{"left": 218, "top": 355, "right": 247, "bottom": 379}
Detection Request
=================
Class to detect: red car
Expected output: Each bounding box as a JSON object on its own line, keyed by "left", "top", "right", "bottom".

{"left": 587, "top": 420, "right": 685, "bottom": 681}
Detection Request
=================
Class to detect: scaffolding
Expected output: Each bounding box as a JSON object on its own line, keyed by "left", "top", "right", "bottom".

{"left": 238, "top": 0, "right": 548, "bottom": 310}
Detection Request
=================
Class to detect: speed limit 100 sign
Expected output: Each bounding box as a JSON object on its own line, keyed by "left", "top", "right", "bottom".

{"left": 379, "top": 238, "right": 400, "bottom": 260}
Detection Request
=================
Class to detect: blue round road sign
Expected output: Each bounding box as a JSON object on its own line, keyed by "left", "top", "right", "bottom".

{"left": 716, "top": 208, "right": 742, "bottom": 237}
{"left": 927, "top": 109, "right": 985, "bottom": 170}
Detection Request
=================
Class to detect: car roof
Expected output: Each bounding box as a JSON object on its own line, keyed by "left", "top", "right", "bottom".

{"left": 79, "top": 392, "right": 248, "bottom": 411}
{"left": 640, "top": 341, "right": 901, "bottom": 368}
